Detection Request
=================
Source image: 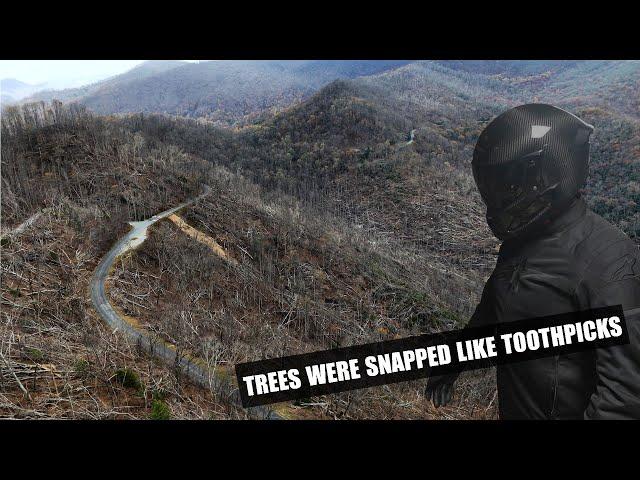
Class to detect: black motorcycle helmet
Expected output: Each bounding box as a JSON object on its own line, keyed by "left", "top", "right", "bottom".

{"left": 472, "top": 103, "right": 594, "bottom": 241}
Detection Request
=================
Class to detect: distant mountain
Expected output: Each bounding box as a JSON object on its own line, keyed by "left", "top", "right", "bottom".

{"left": 1, "top": 78, "right": 46, "bottom": 105}
{"left": 434, "top": 60, "right": 582, "bottom": 76}
{"left": 24, "top": 60, "right": 188, "bottom": 105}
{"left": 24, "top": 60, "right": 411, "bottom": 125}
{"left": 429, "top": 60, "right": 640, "bottom": 118}
{"left": 2, "top": 78, "right": 31, "bottom": 90}
{"left": 289, "top": 60, "right": 412, "bottom": 81}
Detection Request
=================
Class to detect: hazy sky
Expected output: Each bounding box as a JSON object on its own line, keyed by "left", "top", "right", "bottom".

{"left": 0, "top": 60, "right": 198, "bottom": 89}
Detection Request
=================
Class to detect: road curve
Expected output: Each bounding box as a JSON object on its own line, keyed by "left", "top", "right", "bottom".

{"left": 90, "top": 186, "right": 282, "bottom": 420}
{"left": 407, "top": 128, "right": 416, "bottom": 145}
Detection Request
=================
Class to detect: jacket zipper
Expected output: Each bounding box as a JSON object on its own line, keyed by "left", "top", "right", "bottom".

{"left": 550, "top": 355, "right": 559, "bottom": 418}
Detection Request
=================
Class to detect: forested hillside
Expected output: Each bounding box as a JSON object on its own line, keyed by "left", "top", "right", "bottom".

{"left": 1, "top": 101, "right": 495, "bottom": 419}
{"left": 353, "top": 61, "right": 640, "bottom": 238}
{"left": 24, "top": 60, "right": 410, "bottom": 126}
{"left": 0, "top": 102, "right": 247, "bottom": 418}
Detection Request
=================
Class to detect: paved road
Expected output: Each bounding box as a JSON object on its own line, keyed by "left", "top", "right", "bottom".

{"left": 407, "top": 128, "right": 416, "bottom": 145}
{"left": 89, "top": 186, "right": 282, "bottom": 420}
{"left": 398, "top": 129, "right": 416, "bottom": 149}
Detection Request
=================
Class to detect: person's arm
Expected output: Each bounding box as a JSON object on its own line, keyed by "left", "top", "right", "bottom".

{"left": 425, "top": 278, "right": 494, "bottom": 407}
{"left": 578, "top": 242, "right": 640, "bottom": 419}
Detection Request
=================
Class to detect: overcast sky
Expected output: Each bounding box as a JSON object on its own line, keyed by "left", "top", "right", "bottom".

{"left": 0, "top": 60, "right": 199, "bottom": 89}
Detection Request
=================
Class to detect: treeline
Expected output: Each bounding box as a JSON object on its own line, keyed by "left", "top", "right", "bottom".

{"left": 1, "top": 100, "right": 89, "bottom": 136}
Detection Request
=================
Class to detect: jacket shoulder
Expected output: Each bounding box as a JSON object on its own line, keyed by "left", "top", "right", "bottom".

{"left": 572, "top": 211, "right": 640, "bottom": 310}
{"left": 573, "top": 210, "right": 639, "bottom": 280}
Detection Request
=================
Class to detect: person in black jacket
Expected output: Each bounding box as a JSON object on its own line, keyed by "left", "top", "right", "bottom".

{"left": 425, "top": 104, "right": 640, "bottom": 419}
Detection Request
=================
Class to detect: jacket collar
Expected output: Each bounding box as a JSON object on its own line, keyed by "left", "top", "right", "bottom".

{"left": 502, "top": 197, "right": 587, "bottom": 250}
{"left": 540, "top": 197, "right": 587, "bottom": 237}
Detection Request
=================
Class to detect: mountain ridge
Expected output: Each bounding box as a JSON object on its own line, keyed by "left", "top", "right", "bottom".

{"left": 22, "top": 60, "right": 412, "bottom": 125}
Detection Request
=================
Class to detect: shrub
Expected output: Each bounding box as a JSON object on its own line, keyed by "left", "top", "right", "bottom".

{"left": 25, "top": 347, "right": 45, "bottom": 363}
{"left": 113, "top": 368, "right": 142, "bottom": 391}
{"left": 74, "top": 359, "right": 90, "bottom": 376}
{"left": 150, "top": 399, "right": 171, "bottom": 420}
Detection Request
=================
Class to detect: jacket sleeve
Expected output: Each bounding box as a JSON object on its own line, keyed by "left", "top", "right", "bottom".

{"left": 578, "top": 241, "right": 640, "bottom": 420}
{"left": 465, "top": 276, "right": 495, "bottom": 330}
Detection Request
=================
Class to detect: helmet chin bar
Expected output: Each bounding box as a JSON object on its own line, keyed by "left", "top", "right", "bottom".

{"left": 480, "top": 145, "right": 559, "bottom": 240}
{"left": 487, "top": 182, "right": 559, "bottom": 240}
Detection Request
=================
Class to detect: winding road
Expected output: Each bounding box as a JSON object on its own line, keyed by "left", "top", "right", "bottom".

{"left": 407, "top": 128, "right": 416, "bottom": 145}
{"left": 89, "top": 186, "right": 283, "bottom": 419}
{"left": 398, "top": 129, "right": 416, "bottom": 149}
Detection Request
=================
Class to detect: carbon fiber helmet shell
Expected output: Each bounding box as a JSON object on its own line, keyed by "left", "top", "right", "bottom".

{"left": 472, "top": 103, "right": 594, "bottom": 240}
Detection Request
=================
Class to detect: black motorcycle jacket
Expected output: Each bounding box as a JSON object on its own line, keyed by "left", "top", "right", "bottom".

{"left": 468, "top": 197, "right": 640, "bottom": 419}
